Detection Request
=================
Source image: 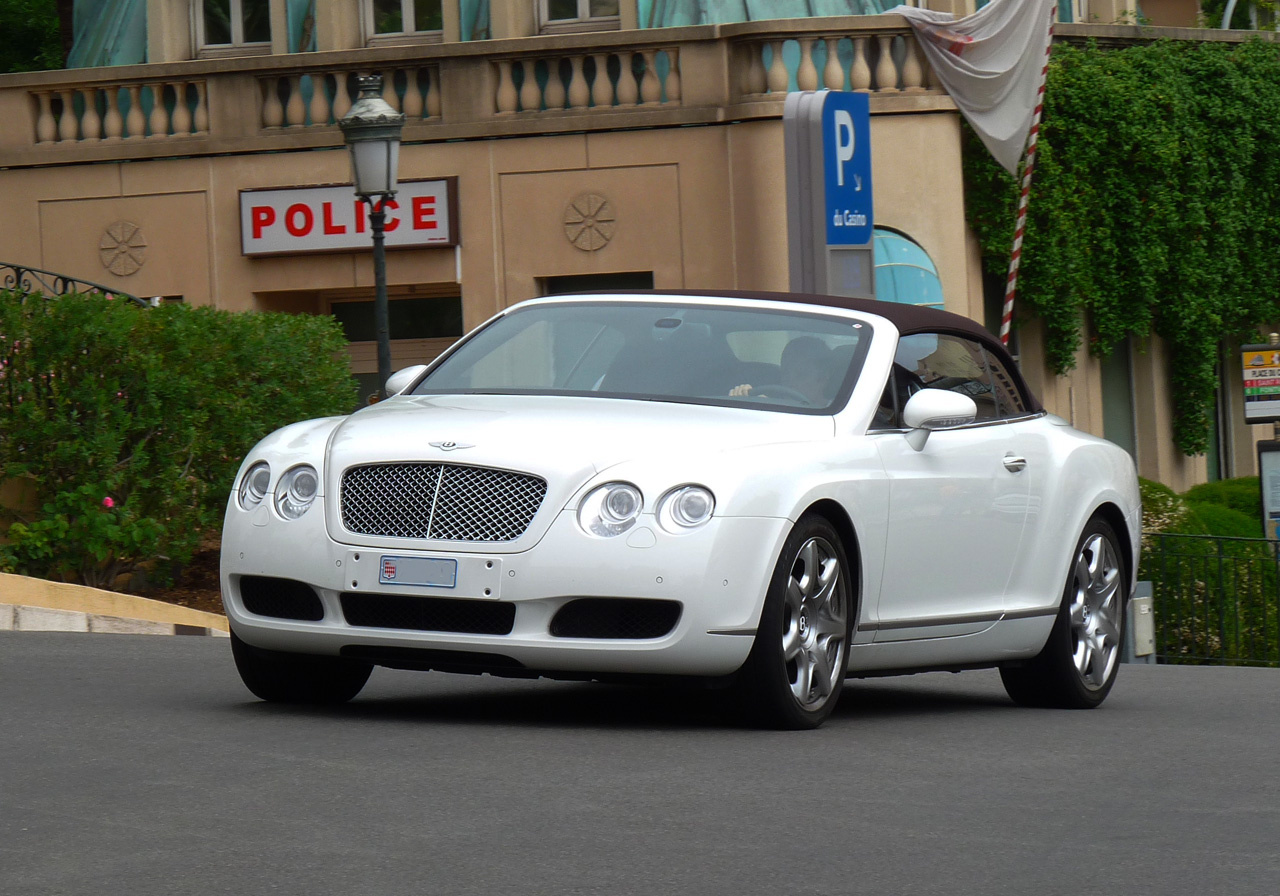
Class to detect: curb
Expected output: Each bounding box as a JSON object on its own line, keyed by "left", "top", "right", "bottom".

{"left": 0, "top": 573, "right": 229, "bottom": 637}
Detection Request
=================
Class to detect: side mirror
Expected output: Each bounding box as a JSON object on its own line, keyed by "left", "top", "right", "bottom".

{"left": 384, "top": 364, "right": 428, "bottom": 397}
{"left": 902, "top": 389, "right": 977, "bottom": 451}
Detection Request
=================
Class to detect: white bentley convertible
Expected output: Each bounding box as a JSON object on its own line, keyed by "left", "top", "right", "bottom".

{"left": 221, "top": 291, "right": 1141, "bottom": 728}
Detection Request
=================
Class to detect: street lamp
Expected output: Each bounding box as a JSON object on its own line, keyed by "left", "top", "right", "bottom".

{"left": 339, "top": 73, "right": 405, "bottom": 401}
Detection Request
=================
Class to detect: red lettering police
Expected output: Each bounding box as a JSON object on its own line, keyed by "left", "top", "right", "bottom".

{"left": 241, "top": 181, "right": 452, "bottom": 255}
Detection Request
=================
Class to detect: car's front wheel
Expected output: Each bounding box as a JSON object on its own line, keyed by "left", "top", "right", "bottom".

{"left": 230, "top": 630, "right": 372, "bottom": 704}
{"left": 1000, "top": 517, "right": 1126, "bottom": 709}
{"left": 735, "top": 515, "right": 852, "bottom": 729}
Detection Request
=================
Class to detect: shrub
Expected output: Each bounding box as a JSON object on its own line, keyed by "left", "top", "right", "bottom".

{"left": 1184, "top": 501, "right": 1263, "bottom": 540}
{"left": 0, "top": 291, "right": 356, "bottom": 589}
{"left": 1138, "top": 477, "right": 1205, "bottom": 540}
{"left": 1182, "top": 476, "right": 1262, "bottom": 523}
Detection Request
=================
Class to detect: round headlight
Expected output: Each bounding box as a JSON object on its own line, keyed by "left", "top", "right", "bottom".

{"left": 238, "top": 462, "right": 271, "bottom": 510}
{"left": 657, "top": 485, "right": 715, "bottom": 532}
{"left": 578, "top": 482, "right": 643, "bottom": 537}
{"left": 275, "top": 465, "right": 319, "bottom": 520}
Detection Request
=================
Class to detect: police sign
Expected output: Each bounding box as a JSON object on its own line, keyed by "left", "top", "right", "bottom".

{"left": 239, "top": 178, "right": 458, "bottom": 256}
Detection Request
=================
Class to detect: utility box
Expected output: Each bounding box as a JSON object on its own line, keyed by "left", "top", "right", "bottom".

{"left": 1124, "top": 581, "right": 1156, "bottom": 664}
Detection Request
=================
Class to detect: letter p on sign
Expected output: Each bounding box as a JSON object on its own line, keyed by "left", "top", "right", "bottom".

{"left": 833, "top": 109, "right": 855, "bottom": 186}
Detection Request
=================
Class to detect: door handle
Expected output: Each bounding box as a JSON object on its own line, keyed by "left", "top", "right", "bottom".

{"left": 1003, "top": 453, "right": 1027, "bottom": 473}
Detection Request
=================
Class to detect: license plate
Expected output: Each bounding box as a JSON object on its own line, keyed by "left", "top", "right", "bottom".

{"left": 378, "top": 555, "right": 457, "bottom": 588}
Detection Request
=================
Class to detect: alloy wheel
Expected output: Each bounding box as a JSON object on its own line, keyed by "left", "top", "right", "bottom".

{"left": 1068, "top": 532, "right": 1122, "bottom": 690}
{"left": 781, "top": 536, "right": 847, "bottom": 708}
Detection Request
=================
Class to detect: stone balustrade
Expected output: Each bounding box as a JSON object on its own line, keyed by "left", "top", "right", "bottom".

{"left": 33, "top": 79, "right": 208, "bottom": 144}
{"left": 258, "top": 66, "right": 442, "bottom": 129}
{"left": 726, "top": 17, "right": 930, "bottom": 97}
{"left": 0, "top": 16, "right": 961, "bottom": 165}
{"left": 492, "top": 47, "right": 680, "bottom": 114}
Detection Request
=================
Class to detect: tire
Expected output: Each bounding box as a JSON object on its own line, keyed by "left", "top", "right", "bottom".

{"left": 230, "top": 629, "right": 372, "bottom": 704}
{"left": 735, "top": 514, "right": 853, "bottom": 729}
{"left": 1000, "top": 517, "right": 1126, "bottom": 709}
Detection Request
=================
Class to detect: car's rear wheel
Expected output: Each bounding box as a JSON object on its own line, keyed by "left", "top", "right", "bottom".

{"left": 735, "top": 515, "right": 852, "bottom": 729}
{"left": 1001, "top": 517, "right": 1126, "bottom": 709}
{"left": 230, "top": 629, "right": 372, "bottom": 704}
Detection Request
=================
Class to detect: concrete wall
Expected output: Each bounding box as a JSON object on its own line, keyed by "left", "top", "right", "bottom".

{"left": 0, "top": 102, "right": 972, "bottom": 327}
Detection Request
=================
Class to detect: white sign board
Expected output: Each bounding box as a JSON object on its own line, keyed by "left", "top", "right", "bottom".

{"left": 240, "top": 179, "right": 457, "bottom": 256}
{"left": 1259, "top": 443, "right": 1280, "bottom": 540}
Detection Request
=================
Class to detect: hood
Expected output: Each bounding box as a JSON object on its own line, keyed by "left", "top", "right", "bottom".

{"left": 328, "top": 393, "right": 835, "bottom": 474}
{"left": 324, "top": 393, "right": 834, "bottom": 550}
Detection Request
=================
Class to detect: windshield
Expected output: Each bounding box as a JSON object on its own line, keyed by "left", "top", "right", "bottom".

{"left": 412, "top": 301, "right": 872, "bottom": 413}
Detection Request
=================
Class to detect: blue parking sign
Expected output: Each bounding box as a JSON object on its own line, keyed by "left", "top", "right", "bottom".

{"left": 821, "top": 92, "right": 873, "bottom": 246}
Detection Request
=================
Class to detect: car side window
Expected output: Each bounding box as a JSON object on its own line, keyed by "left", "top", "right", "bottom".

{"left": 983, "top": 350, "right": 1028, "bottom": 417}
{"left": 894, "top": 332, "right": 1003, "bottom": 422}
{"left": 871, "top": 363, "right": 924, "bottom": 429}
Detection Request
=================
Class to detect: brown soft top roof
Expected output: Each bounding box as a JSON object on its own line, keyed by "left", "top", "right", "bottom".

{"left": 577, "top": 288, "right": 1043, "bottom": 413}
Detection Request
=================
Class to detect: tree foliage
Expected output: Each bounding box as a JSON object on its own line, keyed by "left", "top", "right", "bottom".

{"left": 964, "top": 38, "right": 1280, "bottom": 455}
{"left": 0, "top": 0, "right": 63, "bottom": 73}
{"left": 0, "top": 293, "right": 357, "bottom": 589}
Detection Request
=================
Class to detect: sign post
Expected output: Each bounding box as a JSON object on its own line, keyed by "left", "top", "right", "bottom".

{"left": 785, "top": 91, "right": 874, "bottom": 299}
{"left": 1242, "top": 337, "right": 1280, "bottom": 540}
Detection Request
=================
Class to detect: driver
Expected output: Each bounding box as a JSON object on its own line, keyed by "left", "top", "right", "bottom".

{"left": 731, "top": 336, "right": 831, "bottom": 405}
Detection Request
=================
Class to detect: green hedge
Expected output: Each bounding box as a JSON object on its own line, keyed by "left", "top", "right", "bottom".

{"left": 0, "top": 291, "right": 357, "bottom": 589}
{"left": 1183, "top": 476, "right": 1262, "bottom": 523}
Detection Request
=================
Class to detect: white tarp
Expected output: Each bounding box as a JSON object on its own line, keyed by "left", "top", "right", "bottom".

{"left": 889, "top": 0, "right": 1055, "bottom": 175}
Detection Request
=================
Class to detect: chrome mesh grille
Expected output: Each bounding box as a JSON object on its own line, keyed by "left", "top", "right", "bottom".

{"left": 340, "top": 462, "right": 547, "bottom": 542}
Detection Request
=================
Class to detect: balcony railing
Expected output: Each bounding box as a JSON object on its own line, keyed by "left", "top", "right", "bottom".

{"left": 0, "top": 16, "right": 949, "bottom": 166}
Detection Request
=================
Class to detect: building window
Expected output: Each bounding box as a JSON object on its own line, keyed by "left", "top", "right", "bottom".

{"left": 330, "top": 294, "right": 464, "bottom": 405}
{"left": 541, "top": 272, "right": 654, "bottom": 295}
{"left": 197, "top": 0, "right": 271, "bottom": 52}
{"left": 367, "top": 0, "right": 444, "bottom": 42}
{"left": 540, "top": 0, "right": 620, "bottom": 33}
{"left": 873, "top": 227, "right": 944, "bottom": 310}
{"left": 330, "top": 295, "right": 462, "bottom": 343}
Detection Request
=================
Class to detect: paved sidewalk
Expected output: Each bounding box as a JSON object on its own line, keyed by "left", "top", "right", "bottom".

{"left": 0, "top": 572, "right": 227, "bottom": 636}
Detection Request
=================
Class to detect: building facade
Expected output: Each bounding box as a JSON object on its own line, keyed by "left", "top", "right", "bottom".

{"left": 0, "top": 0, "right": 1261, "bottom": 490}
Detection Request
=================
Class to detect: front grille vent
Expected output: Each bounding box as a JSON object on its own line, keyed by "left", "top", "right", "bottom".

{"left": 341, "top": 593, "right": 516, "bottom": 635}
{"left": 239, "top": 576, "right": 324, "bottom": 621}
{"left": 341, "top": 462, "right": 547, "bottom": 542}
{"left": 550, "top": 599, "right": 682, "bottom": 640}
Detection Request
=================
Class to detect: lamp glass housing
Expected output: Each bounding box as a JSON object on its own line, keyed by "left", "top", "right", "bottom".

{"left": 349, "top": 137, "right": 401, "bottom": 200}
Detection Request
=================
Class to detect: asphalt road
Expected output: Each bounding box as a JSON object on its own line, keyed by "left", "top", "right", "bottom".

{"left": 1, "top": 632, "right": 1276, "bottom": 896}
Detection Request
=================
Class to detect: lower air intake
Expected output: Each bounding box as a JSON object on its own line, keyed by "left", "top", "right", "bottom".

{"left": 239, "top": 576, "right": 324, "bottom": 621}
{"left": 341, "top": 593, "right": 515, "bottom": 635}
{"left": 550, "top": 598, "right": 682, "bottom": 640}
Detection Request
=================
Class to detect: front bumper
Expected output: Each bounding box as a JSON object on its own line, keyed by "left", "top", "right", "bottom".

{"left": 221, "top": 501, "right": 789, "bottom": 678}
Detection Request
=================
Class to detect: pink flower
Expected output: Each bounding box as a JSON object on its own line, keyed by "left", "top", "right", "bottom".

{"left": 102, "top": 497, "right": 115, "bottom": 508}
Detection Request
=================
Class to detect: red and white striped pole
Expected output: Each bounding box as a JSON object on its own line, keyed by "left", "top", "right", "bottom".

{"left": 1000, "top": 4, "right": 1055, "bottom": 348}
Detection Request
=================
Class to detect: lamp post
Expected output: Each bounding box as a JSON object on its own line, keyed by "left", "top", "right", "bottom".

{"left": 339, "top": 74, "right": 405, "bottom": 401}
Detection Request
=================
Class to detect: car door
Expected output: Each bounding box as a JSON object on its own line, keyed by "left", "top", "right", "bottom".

{"left": 868, "top": 332, "right": 1037, "bottom": 642}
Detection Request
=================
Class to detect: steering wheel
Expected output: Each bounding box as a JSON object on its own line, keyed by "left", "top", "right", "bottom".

{"left": 752, "top": 384, "right": 811, "bottom": 405}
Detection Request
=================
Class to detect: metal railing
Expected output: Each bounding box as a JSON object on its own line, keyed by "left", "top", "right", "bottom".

{"left": 0, "top": 262, "right": 146, "bottom": 306}
{"left": 1142, "top": 533, "right": 1280, "bottom": 667}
